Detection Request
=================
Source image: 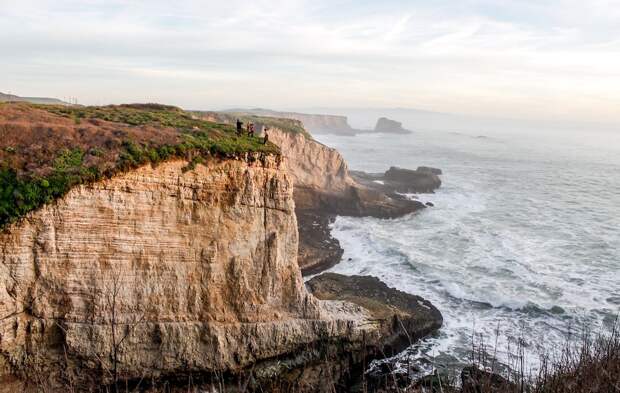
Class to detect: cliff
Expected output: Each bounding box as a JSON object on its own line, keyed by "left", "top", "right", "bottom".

{"left": 267, "top": 128, "right": 352, "bottom": 196}
{"left": 0, "top": 157, "right": 301, "bottom": 387}
{"left": 0, "top": 156, "right": 441, "bottom": 392}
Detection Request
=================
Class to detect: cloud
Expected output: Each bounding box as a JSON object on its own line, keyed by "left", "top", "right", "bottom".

{"left": 1, "top": 0, "right": 619, "bottom": 124}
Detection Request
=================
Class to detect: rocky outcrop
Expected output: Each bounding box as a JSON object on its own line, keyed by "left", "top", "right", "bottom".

{"left": 0, "top": 156, "right": 308, "bottom": 389}
{"left": 0, "top": 156, "right": 441, "bottom": 392}
{"left": 307, "top": 273, "right": 443, "bottom": 390}
{"left": 307, "top": 274, "right": 443, "bottom": 347}
{"left": 296, "top": 210, "right": 344, "bottom": 276}
{"left": 374, "top": 118, "right": 411, "bottom": 134}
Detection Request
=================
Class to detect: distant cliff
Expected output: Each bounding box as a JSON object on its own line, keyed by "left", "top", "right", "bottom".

{"left": 287, "top": 113, "right": 355, "bottom": 135}
{"left": 225, "top": 108, "right": 358, "bottom": 135}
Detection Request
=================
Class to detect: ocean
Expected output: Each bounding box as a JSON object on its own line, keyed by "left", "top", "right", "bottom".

{"left": 314, "top": 126, "right": 620, "bottom": 374}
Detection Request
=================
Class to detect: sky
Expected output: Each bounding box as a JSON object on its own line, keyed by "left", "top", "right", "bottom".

{"left": 1, "top": 0, "right": 619, "bottom": 125}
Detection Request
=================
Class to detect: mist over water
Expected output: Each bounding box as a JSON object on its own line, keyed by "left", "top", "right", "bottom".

{"left": 315, "top": 127, "right": 620, "bottom": 372}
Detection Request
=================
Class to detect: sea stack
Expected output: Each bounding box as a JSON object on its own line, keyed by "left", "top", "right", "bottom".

{"left": 374, "top": 117, "right": 411, "bottom": 134}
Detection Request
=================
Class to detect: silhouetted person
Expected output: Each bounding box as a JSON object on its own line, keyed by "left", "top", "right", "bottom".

{"left": 249, "top": 123, "right": 255, "bottom": 137}
{"left": 263, "top": 130, "right": 269, "bottom": 145}
{"left": 236, "top": 119, "right": 243, "bottom": 135}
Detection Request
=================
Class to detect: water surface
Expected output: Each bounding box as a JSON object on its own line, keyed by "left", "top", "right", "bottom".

{"left": 315, "top": 127, "right": 620, "bottom": 372}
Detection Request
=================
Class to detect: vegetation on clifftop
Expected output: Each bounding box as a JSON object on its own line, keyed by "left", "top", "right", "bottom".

{"left": 0, "top": 102, "right": 279, "bottom": 228}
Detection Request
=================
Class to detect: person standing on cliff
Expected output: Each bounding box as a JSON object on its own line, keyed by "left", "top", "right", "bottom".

{"left": 236, "top": 119, "right": 243, "bottom": 135}
{"left": 263, "top": 127, "right": 269, "bottom": 144}
{"left": 249, "top": 123, "right": 255, "bottom": 137}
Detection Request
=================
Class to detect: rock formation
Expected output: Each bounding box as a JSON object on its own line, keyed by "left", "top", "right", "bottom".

{"left": 0, "top": 155, "right": 441, "bottom": 392}
{"left": 352, "top": 166, "right": 442, "bottom": 194}
{"left": 307, "top": 273, "right": 443, "bottom": 347}
{"left": 373, "top": 117, "right": 411, "bottom": 134}
{"left": 308, "top": 273, "right": 443, "bottom": 392}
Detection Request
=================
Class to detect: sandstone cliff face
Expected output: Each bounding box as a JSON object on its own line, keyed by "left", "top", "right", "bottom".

{"left": 268, "top": 128, "right": 353, "bottom": 198}
{"left": 0, "top": 156, "right": 320, "bottom": 390}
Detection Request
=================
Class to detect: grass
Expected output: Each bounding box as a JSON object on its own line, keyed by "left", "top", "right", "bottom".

{"left": 0, "top": 103, "right": 279, "bottom": 229}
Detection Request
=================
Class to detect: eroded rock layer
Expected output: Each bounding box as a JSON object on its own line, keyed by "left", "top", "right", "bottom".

{"left": 0, "top": 156, "right": 317, "bottom": 388}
